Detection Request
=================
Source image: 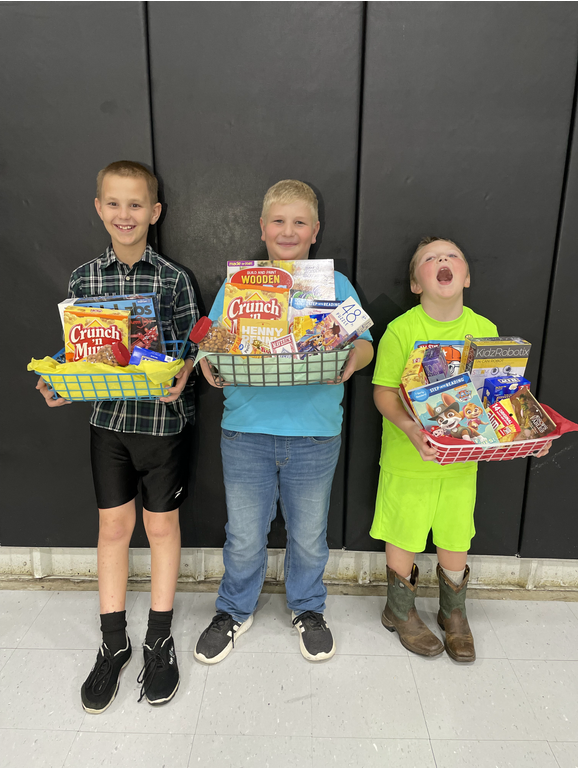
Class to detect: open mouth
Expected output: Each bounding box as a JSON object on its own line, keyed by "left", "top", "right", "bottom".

{"left": 437, "top": 266, "right": 453, "bottom": 284}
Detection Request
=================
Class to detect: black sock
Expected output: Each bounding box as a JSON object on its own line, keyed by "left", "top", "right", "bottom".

{"left": 145, "top": 609, "right": 173, "bottom": 647}
{"left": 100, "top": 610, "right": 127, "bottom": 654}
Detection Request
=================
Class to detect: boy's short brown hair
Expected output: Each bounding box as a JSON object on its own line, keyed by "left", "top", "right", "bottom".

{"left": 96, "top": 161, "right": 158, "bottom": 204}
{"left": 261, "top": 179, "right": 318, "bottom": 221}
{"left": 409, "top": 236, "right": 469, "bottom": 286}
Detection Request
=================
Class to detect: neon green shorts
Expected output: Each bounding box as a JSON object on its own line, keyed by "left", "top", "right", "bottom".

{"left": 370, "top": 470, "right": 477, "bottom": 553}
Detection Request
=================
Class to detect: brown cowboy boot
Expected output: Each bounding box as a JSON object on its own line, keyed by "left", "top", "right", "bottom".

{"left": 436, "top": 564, "right": 476, "bottom": 663}
{"left": 382, "top": 564, "right": 444, "bottom": 657}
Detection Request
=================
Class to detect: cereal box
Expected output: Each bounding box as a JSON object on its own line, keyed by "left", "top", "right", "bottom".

{"left": 222, "top": 283, "right": 289, "bottom": 335}
{"left": 63, "top": 306, "right": 130, "bottom": 363}
{"left": 459, "top": 336, "right": 531, "bottom": 397}
{"left": 407, "top": 373, "right": 499, "bottom": 444}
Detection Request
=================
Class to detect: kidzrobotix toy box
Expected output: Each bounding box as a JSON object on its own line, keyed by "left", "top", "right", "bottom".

{"left": 407, "top": 373, "right": 499, "bottom": 445}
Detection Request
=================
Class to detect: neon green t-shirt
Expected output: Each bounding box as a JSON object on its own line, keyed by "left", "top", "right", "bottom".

{"left": 372, "top": 304, "right": 498, "bottom": 478}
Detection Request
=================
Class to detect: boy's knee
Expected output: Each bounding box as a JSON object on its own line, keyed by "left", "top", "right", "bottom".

{"left": 144, "top": 510, "right": 179, "bottom": 541}
{"left": 99, "top": 516, "right": 134, "bottom": 544}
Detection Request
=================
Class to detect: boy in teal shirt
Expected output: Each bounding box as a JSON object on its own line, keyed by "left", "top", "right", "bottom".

{"left": 371, "top": 236, "right": 550, "bottom": 662}
{"left": 195, "top": 180, "right": 374, "bottom": 663}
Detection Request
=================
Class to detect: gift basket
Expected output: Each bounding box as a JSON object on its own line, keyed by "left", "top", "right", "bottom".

{"left": 29, "top": 295, "right": 189, "bottom": 402}
{"left": 399, "top": 337, "right": 577, "bottom": 465}
{"left": 191, "top": 259, "right": 373, "bottom": 387}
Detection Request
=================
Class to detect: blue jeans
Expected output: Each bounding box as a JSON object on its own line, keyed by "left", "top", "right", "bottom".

{"left": 216, "top": 431, "right": 342, "bottom": 622}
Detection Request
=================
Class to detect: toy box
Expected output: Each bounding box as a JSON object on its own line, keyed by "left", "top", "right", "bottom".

{"left": 407, "top": 373, "right": 499, "bottom": 444}
{"left": 422, "top": 345, "right": 448, "bottom": 383}
{"left": 227, "top": 260, "right": 335, "bottom": 303}
{"left": 482, "top": 375, "right": 531, "bottom": 407}
{"left": 414, "top": 340, "right": 465, "bottom": 377}
{"left": 459, "top": 336, "right": 531, "bottom": 397}
{"left": 295, "top": 297, "right": 373, "bottom": 357}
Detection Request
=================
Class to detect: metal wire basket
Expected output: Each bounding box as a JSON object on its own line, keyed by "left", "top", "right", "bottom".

{"left": 36, "top": 341, "right": 185, "bottom": 402}
{"left": 204, "top": 347, "right": 352, "bottom": 387}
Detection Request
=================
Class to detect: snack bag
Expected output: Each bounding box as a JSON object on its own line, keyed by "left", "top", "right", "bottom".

{"left": 63, "top": 306, "right": 130, "bottom": 363}
{"left": 197, "top": 323, "right": 237, "bottom": 354}
{"left": 509, "top": 389, "right": 556, "bottom": 440}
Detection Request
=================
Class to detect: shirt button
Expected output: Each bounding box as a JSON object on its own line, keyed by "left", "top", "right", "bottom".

{"left": 125, "top": 276, "right": 130, "bottom": 281}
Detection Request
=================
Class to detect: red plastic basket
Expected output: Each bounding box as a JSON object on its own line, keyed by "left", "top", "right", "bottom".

{"left": 400, "top": 391, "right": 577, "bottom": 465}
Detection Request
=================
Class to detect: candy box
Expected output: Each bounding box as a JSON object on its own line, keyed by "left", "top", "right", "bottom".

{"left": 486, "top": 400, "right": 521, "bottom": 442}
{"left": 459, "top": 336, "right": 531, "bottom": 397}
{"left": 482, "top": 375, "right": 531, "bottom": 407}
{"left": 269, "top": 333, "right": 299, "bottom": 359}
{"left": 63, "top": 306, "right": 130, "bottom": 363}
{"left": 422, "top": 345, "right": 448, "bottom": 383}
{"left": 407, "top": 373, "right": 499, "bottom": 444}
{"left": 509, "top": 388, "right": 556, "bottom": 440}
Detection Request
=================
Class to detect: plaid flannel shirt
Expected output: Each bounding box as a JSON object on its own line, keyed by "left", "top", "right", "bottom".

{"left": 68, "top": 244, "right": 199, "bottom": 436}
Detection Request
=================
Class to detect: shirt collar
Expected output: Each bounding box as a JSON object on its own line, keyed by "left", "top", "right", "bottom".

{"left": 99, "top": 243, "right": 159, "bottom": 270}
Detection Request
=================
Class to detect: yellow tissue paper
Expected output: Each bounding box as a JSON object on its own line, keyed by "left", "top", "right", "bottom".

{"left": 28, "top": 357, "right": 184, "bottom": 401}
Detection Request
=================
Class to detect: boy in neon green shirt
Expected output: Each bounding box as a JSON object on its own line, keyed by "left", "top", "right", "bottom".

{"left": 371, "top": 236, "right": 551, "bottom": 662}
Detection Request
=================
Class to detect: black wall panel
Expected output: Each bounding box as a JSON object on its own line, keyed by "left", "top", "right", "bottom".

{"left": 346, "top": 2, "right": 577, "bottom": 553}
{"left": 520, "top": 106, "right": 578, "bottom": 559}
{"left": 1, "top": 2, "right": 154, "bottom": 545}
{"left": 147, "top": 1, "right": 364, "bottom": 548}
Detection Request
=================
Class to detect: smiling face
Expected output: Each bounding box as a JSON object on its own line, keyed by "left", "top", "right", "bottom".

{"left": 94, "top": 173, "right": 162, "bottom": 260}
{"left": 410, "top": 240, "right": 470, "bottom": 301}
{"left": 260, "top": 201, "right": 320, "bottom": 261}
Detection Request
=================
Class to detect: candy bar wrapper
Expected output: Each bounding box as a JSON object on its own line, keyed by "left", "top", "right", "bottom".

{"left": 295, "top": 297, "right": 373, "bottom": 357}
{"left": 63, "top": 306, "right": 130, "bottom": 363}
{"left": 509, "top": 388, "right": 556, "bottom": 440}
{"left": 486, "top": 400, "right": 521, "bottom": 442}
{"left": 222, "top": 283, "right": 289, "bottom": 335}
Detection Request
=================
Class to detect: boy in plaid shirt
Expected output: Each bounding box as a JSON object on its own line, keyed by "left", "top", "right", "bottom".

{"left": 37, "top": 161, "right": 198, "bottom": 712}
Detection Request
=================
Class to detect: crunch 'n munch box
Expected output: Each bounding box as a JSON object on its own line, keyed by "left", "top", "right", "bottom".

{"left": 222, "top": 283, "right": 289, "bottom": 335}
{"left": 63, "top": 306, "right": 130, "bottom": 363}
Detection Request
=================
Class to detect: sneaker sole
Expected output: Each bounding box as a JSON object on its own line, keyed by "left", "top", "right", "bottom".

{"left": 81, "top": 654, "right": 132, "bottom": 714}
{"left": 146, "top": 678, "right": 180, "bottom": 705}
{"left": 194, "top": 614, "right": 253, "bottom": 665}
{"left": 292, "top": 613, "right": 336, "bottom": 662}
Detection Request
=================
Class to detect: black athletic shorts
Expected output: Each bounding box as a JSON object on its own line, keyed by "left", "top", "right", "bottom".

{"left": 90, "top": 424, "right": 192, "bottom": 512}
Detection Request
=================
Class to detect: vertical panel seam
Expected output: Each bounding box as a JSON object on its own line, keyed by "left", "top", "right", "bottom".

{"left": 517, "top": 71, "right": 577, "bottom": 556}
{"left": 343, "top": 1, "right": 368, "bottom": 548}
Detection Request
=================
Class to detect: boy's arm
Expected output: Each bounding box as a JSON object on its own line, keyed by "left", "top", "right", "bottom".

{"left": 159, "top": 272, "right": 199, "bottom": 403}
{"left": 340, "top": 339, "right": 374, "bottom": 382}
{"left": 374, "top": 385, "right": 438, "bottom": 462}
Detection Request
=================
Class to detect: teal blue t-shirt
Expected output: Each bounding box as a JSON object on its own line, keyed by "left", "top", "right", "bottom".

{"left": 208, "top": 271, "right": 373, "bottom": 436}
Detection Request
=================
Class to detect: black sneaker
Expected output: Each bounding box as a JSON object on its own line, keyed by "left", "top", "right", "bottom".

{"left": 194, "top": 612, "right": 253, "bottom": 664}
{"left": 292, "top": 611, "right": 336, "bottom": 661}
{"left": 81, "top": 634, "right": 132, "bottom": 714}
{"left": 137, "top": 635, "right": 179, "bottom": 705}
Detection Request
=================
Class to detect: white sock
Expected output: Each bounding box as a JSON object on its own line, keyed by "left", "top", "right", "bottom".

{"left": 442, "top": 567, "right": 465, "bottom": 586}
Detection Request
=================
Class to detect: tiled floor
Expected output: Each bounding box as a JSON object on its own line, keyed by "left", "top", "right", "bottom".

{"left": 0, "top": 588, "right": 577, "bottom": 768}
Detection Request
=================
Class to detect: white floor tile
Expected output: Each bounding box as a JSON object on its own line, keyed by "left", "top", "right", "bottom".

{"left": 415, "top": 596, "right": 506, "bottom": 659}
{"left": 567, "top": 602, "right": 578, "bottom": 618}
{"left": 240, "top": 593, "right": 302, "bottom": 655}
{"left": 0, "top": 648, "right": 95, "bottom": 730}
{"left": 312, "top": 737, "right": 436, "bottom": 767}
{"left": 327, "top": 594, "right": 408, "bottom": 656}
{"left": 311, "top": 654, "right": 428, "bottom": 739}
{"left": 79, "top": 653, "right": 206, "bottom": 734}
{"left": 128, "top": 591, "right": 219, "bottom": 652}
{"left": 18, "top": 591, "right": 137, "bottom": 650}
{"left": 196, "top": 652, "right": 312, "bottom": 737}
{"left": 64, "top": 731, "right": 194, "bottom": 768}
{"left": 482, "top": 600, "right": 578, "bottom": 660}
{"left": 190, "top": 735, "right": 312, "bottom": 768}
{"left": 0, "top": 647, "right": 15, "bottom": 672}
{"left": 431, "top": 739, "right": 560, "bottom": 767}
{"left": 550, "top": 741, "right": 579, "bottom": 768}
{"left": 511, "top": 660, "right": 578, "bottom": 742}
{"left": 411, "top": 657, "right": 542, "bottom": 740}
{"left": 0, "top": 590, "right": 53, "bottom": 648}
{"left": 0, "top": 729, "right": 77, "bottom": 768}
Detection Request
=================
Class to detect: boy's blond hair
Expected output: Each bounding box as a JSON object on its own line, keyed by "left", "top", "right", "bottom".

{"left": 409, "top": 235, "right": 469, "bottom": 287}
{"left": 96, "top": 160, "right": 158, "bottom": 204}
{"left": 261, "top": 179, "right": 318, "bottom": 221}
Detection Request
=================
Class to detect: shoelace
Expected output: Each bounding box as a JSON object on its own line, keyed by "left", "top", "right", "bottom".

{"left": 86, "top": 647, "right": 113, "bottom": 695}
{"left": 137, "top": 644, "right": 166, "bottom": 703}
{"left": 204, "top": 612, "right": 238, "bottom": 646}
{"left": 292, "top": 611, "right": 327, "bottom": 631}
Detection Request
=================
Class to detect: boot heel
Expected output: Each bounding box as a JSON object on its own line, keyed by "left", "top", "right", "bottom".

{"left": 381, "top": 613, "right": 396, "bottom": 632}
